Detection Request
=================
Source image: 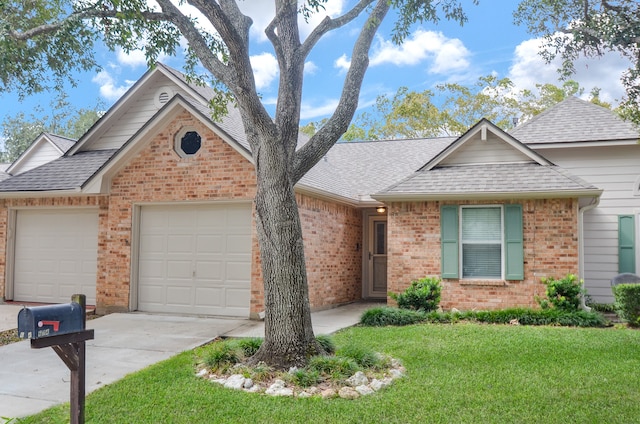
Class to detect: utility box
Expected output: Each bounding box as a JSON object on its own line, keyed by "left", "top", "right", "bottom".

{"left": 18, "top": 302, "right": 85, "bottom": 339}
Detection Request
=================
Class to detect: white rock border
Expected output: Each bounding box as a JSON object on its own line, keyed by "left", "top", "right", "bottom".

{"left": 197, "top": 356, "right": 405, "bottom": 399}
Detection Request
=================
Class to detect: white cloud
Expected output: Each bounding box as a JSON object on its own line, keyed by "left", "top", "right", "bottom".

{"left": 92, "top": 70, "right": 134, "bottom": 101}
{"left": 334, "top": 54, "right": 350, "bottom": 73}
{"left": 370, "top": 30, "right": 470, "bottom": 74}
{"left": 304, "top": 61, "right": 319, "bottom": 75}
{"left": 508, "top": 37, "right": 632, "bottom": 104}
{"left": 301, "top": 98, "right": 339, "bottom": 120}
{"left": 116, "top": 48, "right": 148, "bottom": 68}
{"left": 250, "top": 52, "right": 279, "bottom": 90}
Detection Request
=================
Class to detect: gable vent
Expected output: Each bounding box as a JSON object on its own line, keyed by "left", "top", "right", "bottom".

{"left": 158, "top": 92, "right": 170, "bottom": 104}
{"left": 154, "top": 86, "right": 175, "bottom": 109}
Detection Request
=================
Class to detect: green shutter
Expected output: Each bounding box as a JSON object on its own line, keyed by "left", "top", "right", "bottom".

{"left": 504, "top": 204, "right": 524, "bottom": 280}
{"left": 619, "top": 215, "right": 636, "bottom": 273}
{"left": 441, "top": 205, "right": 459, "bottom": 278}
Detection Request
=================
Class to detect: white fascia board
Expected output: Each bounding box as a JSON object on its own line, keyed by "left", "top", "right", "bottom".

{"left": 527, "top": 139, "right": 639, "bottom": 149}
{"left": 372, "top": 188, "right": 603, "bottom": 202}
{"left": 0, "top": 188, "right": 83, "bottom": 199}
{"left": 294, "top": 184, "right": 362, "bottom": 207}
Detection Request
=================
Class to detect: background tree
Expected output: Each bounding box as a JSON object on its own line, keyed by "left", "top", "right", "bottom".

{"left": 1, "top": 0, "right": 477, "bottom": 369}
{"left": 0, "top": 94, "right": 103, "bottom": 163}
{"left": 333, "top": 76, "right": 607, "bottom": 141}
{"left": 514, "top": 0, "right": 640, "bottom": 124}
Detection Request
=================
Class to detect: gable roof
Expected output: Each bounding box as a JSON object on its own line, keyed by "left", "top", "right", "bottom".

{"left": 374, "top": 118, "right": 602, "bottom": 201}
{"left": 510, "top": 96, "right": 639, "bottom": 146}
{"left": 6, "top": 133, "right": 76, "bottom": 175}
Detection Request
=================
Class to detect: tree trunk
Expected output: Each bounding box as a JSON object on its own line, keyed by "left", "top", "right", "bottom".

{"left": 247, "top": 137, "right": 323, "bottom": 369}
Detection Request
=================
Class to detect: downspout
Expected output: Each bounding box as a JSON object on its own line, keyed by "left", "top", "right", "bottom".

{"left": 578, "top": 195, "right": 601, "bottom": 311}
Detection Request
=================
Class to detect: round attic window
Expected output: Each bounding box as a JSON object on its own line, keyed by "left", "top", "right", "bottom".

{"left": 174, "top": 127, "right": 202, "bottom": 158}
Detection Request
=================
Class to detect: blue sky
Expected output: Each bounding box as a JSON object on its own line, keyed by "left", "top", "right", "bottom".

{"left": 0, "top": 1, "right": 632, "bottom": 127}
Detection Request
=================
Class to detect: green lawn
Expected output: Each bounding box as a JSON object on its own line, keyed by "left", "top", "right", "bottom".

{"left": 18, "top": 323, "right": 640, "bottom": 423}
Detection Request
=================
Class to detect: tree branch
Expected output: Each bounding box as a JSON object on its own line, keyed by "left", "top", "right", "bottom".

{"left": 291, "top": 0, "right": 390, "bottom": 182}
{"left": 300, "top": 0, "right": 376, "bottom": 58}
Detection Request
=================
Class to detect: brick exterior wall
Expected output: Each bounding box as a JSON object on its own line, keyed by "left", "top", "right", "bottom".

{"left": 0, "top": 108, "right": 364, "bottom": 318}
{"left": 386, "top": 198, "right": 580, "bottom": 310}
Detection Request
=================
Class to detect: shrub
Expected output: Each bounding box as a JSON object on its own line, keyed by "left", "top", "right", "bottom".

{"left": 203, "top": 343, "right": 240, "bottom": 372}
{"left": 613, "top": 283, "right": 640, "bottom": 327}
{"left": 337, "top": 344, "right": 383, "bottom": 369}
{"left": 389, "top": 276, "right": 442, "bottom": 312}
{"left": 308, "top": 356, "right": 360, "bottom": 379}
{"left": 360, "top": 307, "right": 427, "bottom": 326}
{"left": 538, "top": 274, "right": 584, "bottom": 311}
{"left": 315, "top": 334, "right": 336, "bottom": 355}
{"left": 228, "top": 337, "right": 263, "bottom": 358}
{"left": 289, "top": 368, "right": 321, "bottom": 387}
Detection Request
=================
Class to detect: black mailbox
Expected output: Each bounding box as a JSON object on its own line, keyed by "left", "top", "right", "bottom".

{"left": 18, "top": 302, "right": 85, "bottom": 339}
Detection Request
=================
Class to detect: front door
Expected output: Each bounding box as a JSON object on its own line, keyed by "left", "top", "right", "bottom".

{"left": 367, "top": 216, "right": 387, "bottom": 298}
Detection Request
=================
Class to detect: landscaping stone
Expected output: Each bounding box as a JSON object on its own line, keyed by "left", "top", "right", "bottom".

{"left": 224, "top": 374, "right": 247, "bottom": 390}
{"left": 338, "top": 387, "right": 359, "bottom": 399}
{"left": 370, "top": 379, "right": 386, "bottom": 391}
{"left": 265, "top": 379, "right": 294, "bottom": 396}
{"left": 346, "top": 371, "right": 368, "bottom": 387}
{"left": 355, "top": 385, "right": 375, "bottom": 396}
{"left": 321, "top": 388, "right": 337, "bottom": 399}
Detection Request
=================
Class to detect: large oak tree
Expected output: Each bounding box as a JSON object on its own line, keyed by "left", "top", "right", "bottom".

{"left": 1, "top": 0, "right": 474, "bottom": 369}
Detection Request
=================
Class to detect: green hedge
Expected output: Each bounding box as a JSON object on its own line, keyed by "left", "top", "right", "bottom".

{"left": 613, "top": 284, "right": 640, "bottom": 327}
{"left": 360, "top": 306, "right": 608, "bottom": 328}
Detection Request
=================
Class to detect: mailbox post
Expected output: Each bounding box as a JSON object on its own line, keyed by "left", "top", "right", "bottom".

{"left": 17, "top": 294, "right": 94, "bottom": 424}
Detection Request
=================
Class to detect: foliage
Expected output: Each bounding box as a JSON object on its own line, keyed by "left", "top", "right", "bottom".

{"left": 360, "top": 306, "right": 608, "bottom": 328}
{"left": 288, "top": 368, "right": 321, "bottom": 388}
{"left": 537, "top": 274, "right": 584, "bottom": 311}
{"left": 0, "top": 94, "right": 103, "bottom": 162}
{"left": 202, "top": 343, "right": 240, "bottom": 372}
{"left": 335, "top": 77, "right": 610, "bottom": 140}
{"left": 315, "top": 334, "right": 336, "bottom": 355}
{"left": 336, "top": 344, "right": 385, "bottom": 369}
{"left": 514, "top": 0, "right": 640, "bottom": 125}
{"left": 389, "top": 276, "right": 442, "bottom": 312}
{"left": 360, "top": 306, "right": 428, "bottom": 326}
{"left": 613, "top": 283, "right": 640, "bottom": 327}
{"left": 227, "top": 337, "right": 263, "bottom": 358}
{"left": 307, "top": 355, "right": 360, "bottom": 380}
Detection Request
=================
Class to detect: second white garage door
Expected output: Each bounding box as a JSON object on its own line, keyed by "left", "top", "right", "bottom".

{"left": 137, "top": 203, "right": 252, "bottom": 317}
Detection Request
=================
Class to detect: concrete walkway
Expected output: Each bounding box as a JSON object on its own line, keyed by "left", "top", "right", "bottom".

{"left": 0, "top": 301, "right": 378, "bottom": 420}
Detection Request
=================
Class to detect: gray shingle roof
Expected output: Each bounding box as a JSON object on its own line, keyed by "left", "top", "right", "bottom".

{"left": 510, "top": 96, "right": 639, "bottom": 144}
{"left": 0, "top": 150, "right": 117, "bottom": 192}
{"left": 376, "top": 163, "right": 600, "bottom": 198}
{"left": 46, "top": 133, "right": 76, "bottom": 153}
{"left": 299, "top": 137, "right": 455, "bottom": 201}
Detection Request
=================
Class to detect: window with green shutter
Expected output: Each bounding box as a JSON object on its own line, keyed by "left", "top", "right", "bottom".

{"left": 618, "top": 215, "right": 636, "bottom": 273}
{"left": 440, "top": 204, "right": 523, "bottom": 280}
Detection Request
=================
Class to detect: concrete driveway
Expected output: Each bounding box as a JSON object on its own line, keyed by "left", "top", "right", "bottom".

{"left": 0, "top": 311, "right": 247, "bottom": 420}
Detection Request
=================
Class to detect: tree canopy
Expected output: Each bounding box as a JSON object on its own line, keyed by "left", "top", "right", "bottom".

{"left": 514, "top": 0, "right": 640, "bottom": 124}
{"left": 327, "top": 77, "right": 610, "bottom": 141}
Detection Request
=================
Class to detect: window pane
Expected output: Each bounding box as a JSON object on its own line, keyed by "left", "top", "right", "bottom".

{"left": 375, "top": 221, "right": 387, "bottom": 255}
{"left": 462, "top": 207, "right": 501, "bottom": 241}
{"left": 462, "top": 244, "right": 501, "bottom": 278}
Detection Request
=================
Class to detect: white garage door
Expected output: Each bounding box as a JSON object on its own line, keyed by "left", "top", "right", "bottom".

{"left": 14, "top": 209, "right": 98, "bottom": 304}
{"left": 137, "top": 203, "right": 252, "bottom": 317}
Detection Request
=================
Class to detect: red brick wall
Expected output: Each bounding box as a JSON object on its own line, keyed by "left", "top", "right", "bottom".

{"left": 387, "top": 198, "right": 579, "bottom": 310}
{"left": 298, "top": 194, "right": 362, "bottom": 310}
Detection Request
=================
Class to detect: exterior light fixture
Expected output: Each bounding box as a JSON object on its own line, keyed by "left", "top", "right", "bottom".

{"left": 376, "top": 206, "right": 386, "bottom": 213}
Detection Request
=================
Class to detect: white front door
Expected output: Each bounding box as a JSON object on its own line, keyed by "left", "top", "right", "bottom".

{"left": 137, "top": 203, "right": 252, "bottom": 317}
{"left": 367, "top": 216, "right": 387, "bottom": 298}
{"left": 13, "top": 209, "right": 98, "bottom": 304}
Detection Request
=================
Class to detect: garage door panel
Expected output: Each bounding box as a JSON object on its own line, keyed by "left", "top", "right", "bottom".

{"left": 14, "top": 210, "right": 98, "bottom": 304}
{"left": 138, "top": 204, "right": 251, "bottom": 316}
{"left": 139, "top": 260, "right": 164, "bottom": 278}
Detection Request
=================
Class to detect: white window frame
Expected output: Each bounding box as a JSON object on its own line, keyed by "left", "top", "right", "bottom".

{"left": 459, "top": 205, "right": 505, "bottom": 279}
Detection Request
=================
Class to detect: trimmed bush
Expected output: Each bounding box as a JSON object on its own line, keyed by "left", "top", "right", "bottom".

{"left": 613, "top": 283, "right": 640, "bottom": 327}
{"left": 538, "top": 274, "right": 584, "bottom": 311}
{"left": 360, "top": 307, "right": 427, "bottom": 326}
{"left": 389, "top": 276, "right": 442, "bottom": 312}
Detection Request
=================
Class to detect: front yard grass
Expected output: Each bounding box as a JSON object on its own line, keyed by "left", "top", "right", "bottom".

{"left": 17, "top": 323, "right": 640, "bottom": 424}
